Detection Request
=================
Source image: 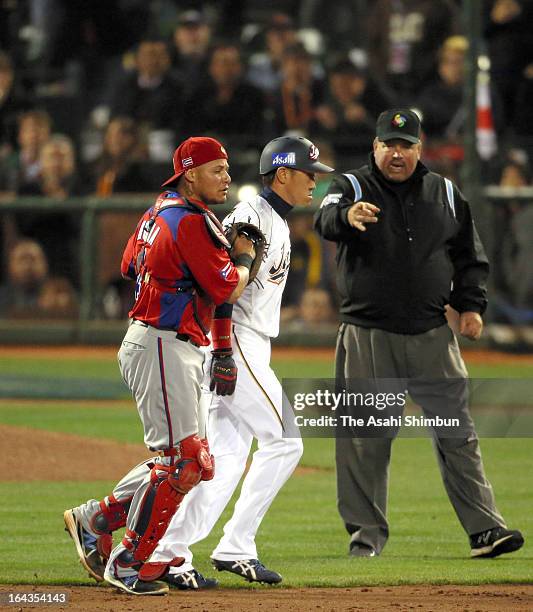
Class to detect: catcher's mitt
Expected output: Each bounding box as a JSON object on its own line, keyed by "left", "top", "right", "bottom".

{"left": 225, "top": 222, "right": 266, "bottom": 284}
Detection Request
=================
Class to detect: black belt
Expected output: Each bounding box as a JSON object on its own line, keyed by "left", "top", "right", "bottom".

{"left": 132, "top": 320, "right": 200, "bottom": 347}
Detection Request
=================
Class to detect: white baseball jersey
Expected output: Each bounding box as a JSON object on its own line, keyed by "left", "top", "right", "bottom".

{"left": 224, "top": 194, "right": 291, "bottom": 338}
{"left": 150, "top": 188, "right": 302, "bottom": 570}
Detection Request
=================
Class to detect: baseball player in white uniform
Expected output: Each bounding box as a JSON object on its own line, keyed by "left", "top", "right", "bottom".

{"left": 143, "top": 136, "right": 335, "bottom": 588}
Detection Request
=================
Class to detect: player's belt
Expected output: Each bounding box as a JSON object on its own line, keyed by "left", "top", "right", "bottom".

{"left": 132, "top": 319, "right": 200, "bottom": 347}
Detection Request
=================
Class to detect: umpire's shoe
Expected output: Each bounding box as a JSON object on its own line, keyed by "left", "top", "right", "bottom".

{"left": 212, "top": 558, "right": 282, "bottom": 584}
{"left": 470, "top": 526, "right": 524, "bottom": 558}
{"left": 163, "top": 569, "right": 218, "bottom": 590}
{"left": 63, "top": 509, "right": 105, "bottom": 582}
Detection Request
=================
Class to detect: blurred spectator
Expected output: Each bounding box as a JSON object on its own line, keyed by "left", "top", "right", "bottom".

{"left": 416, "top": 36, "right": 468, "bottom": 141}
{"left": 298, "top": 286, "right": 335, "bottom": 325}
{"left": 18, "top": 133, "right": 80, "bottom": 197}
{"left": 14, "top": 134, "right": 81, "bottom": 281}
{"left": 247, "top": 12, "right": 299, "bottom": 94}
{"left": 85, "top": 117, "right": 153, "bottom": 292}
{"left": 281, "top": 213, "right": 323, "bottom": 322}
{"left": 314, "top": 58, "right": 391, "bottom": 167}
{"left": 270, "top": 42, "right": 326, "bottom": 137}
{"left": 184, "top": 42, "right": 265, "bottom": 151}
{"left": 109, "top": 39, "right": 183, "bottom": 139}
{"left": 83, "top": 116, "right": 152, "bottom": 195}
{"left": 0, "top": 109, "right": 51, "bottom": 194}
{"left": 0, "top": 239, "right": 48, "bottom": 317}
{"left": 38, "top": 275, "right": 79, "bottom": 318}
{"left": 0, "top": 50, "right": 33, "bottom": 157}
{"left": 484, "top": 0, "right": 533, "bottom": 142}
{"left": 367, "top": 0, "right": 459, "bottom": 104}
{"left": 170, "top": 10, "right": 212, "bottom": 97}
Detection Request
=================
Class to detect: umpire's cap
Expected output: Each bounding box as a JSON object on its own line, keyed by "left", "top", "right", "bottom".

{"left": 259, "top": 136, "right": 334, "bottom": 175}
{"left": 376, "top": 108, "right": 421, "bottom": 144}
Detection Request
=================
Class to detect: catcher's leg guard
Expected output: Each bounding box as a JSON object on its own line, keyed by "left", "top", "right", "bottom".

{"left": 121, "top": 435, "right": 213, "bottom": 578}
{"left": 89, "top": 494, "right": 131, "bottom": 560}
{"left": 138, "top": 437, "right": 215, "bottom": 581}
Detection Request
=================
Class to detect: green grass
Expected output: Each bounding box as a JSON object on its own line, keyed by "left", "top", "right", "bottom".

{"left": 0, "top": 438, "right": 530, "bottom": 586}
{"left": 0, "top": 353, "right": 531, "bottom": 586}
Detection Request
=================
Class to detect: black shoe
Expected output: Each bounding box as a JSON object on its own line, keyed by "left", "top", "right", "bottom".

{"left": 104, "top": 568, "right": 169, "bottom": 595}
{"left": 163, "top": 569, "right": 218, "bottom": 590}
{"left": 470, "top": 526, "right": 524, "bottom": 558}
{"left": 212, "top": 558, "right": 282, "bottom": 584}
{"left": 349, "top": 542, "right": 377, "bottom": 557}
{"left": 63, "top": 509, "right": 106, "bottom": 582}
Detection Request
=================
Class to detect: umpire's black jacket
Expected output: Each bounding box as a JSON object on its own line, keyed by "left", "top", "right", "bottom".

{"left": 314, "top": 156, "right": 489, "bottom": 334}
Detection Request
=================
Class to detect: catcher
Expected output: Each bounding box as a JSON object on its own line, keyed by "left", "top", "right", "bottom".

{"left": 145, "top": 136, "right": 334, "bottom": 588}
{"left": 63, "top": 136, "right": 260, "bottom": 595}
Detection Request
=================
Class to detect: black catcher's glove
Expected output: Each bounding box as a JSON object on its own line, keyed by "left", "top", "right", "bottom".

{"left": 225, "top": 222, "right": 267, "bottom": 284}
{"left": 210, "top": 351, "right": 237, "bottom": 396}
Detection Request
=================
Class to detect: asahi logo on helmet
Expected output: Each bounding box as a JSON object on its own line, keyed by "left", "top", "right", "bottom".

{"left": 272, "top": 152, "right": 296, "bottom": 166}
{"left": 309, "top": 144, "right": 319, "bottom": 160}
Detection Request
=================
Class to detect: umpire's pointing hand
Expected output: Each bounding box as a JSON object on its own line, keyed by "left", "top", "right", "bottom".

{"left": 347, "top": 201, "right": 380, "bottom": 231}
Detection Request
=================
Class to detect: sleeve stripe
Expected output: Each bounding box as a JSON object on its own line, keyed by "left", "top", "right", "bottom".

{"left": 342, "top": 173, "right": 362, "bottom": 202}
{"left": 444, "top": 178, "right": 456, "bottom": 218}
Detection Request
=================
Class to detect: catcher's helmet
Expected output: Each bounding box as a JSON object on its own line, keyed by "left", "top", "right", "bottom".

{"left": 259, "top": 136, "right": 334, "bottom": 175}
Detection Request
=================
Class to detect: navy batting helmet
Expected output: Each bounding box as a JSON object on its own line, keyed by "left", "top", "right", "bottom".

{"left": 259, "top": 136, "right": 334, "bottom": 175}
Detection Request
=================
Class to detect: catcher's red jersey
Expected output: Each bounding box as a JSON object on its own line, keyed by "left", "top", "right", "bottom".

{"left": 121, "top": 192, "right": 238, "bottom": 346}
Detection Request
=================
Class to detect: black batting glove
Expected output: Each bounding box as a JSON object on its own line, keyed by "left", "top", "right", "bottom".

{"left": 210, "top": 351, "right": 237, "bottom": 396}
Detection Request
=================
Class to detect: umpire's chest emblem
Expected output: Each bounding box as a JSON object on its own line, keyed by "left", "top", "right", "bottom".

{"left": 268, "top": 243, "right": 290, "bottom": 285}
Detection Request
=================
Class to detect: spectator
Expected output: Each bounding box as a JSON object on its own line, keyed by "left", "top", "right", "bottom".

{"left": 416, "top": 36, "right": 468, "bottom": 141}
{"left": 247, "top": 12, "right": 299, "bottom": 94}
{"left": 367, "top": 0, "right": 459, "bottom": 104}
{"left": 14, "top": 134, "right": 81, "bottom": 281}
{"left": 314, "top": 58, "right": 391, "bottom": 168}
{"left": 83, "top": 117, "right": 153, "bottom": 293}
{"left": 298, "top": 286, "right": 335, "bottom": 325}
{"left": 0, "top": 50, "right": 32, "bottom": 158}
{"left": 184, "top": 42, "right": 265, "bottom": 152}
{"left": 18, "top": 133, "right": 80, "bottom": 198}
{"left": 38, "top": 276, "right": 79, "bottom": 319}
{"left": 0, "top": 239, "right": 48, "bottom": 317}
{"left": 170, "top": 10, "right": 212, "bottom": 97}
{"left": 281, "top": 213, "right": 323, "bottom": 322}
{"left": 484, "top": 0, "right": 533, "bottom": 139}
{"left": 0, "top": 109, "right": 52, "bottom": 194}
{"left": 270, "top": 42, "right": 326, "bottom": 137}
{"left": 83, "top": 116, "right": 152, "bottom": 195}
{"left": 109, "top": 39, "right": 183, "bottom": 138}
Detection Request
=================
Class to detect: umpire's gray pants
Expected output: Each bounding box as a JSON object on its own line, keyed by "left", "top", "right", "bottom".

{"left": 335, "top": 323, "right": 505, "bottom": 555}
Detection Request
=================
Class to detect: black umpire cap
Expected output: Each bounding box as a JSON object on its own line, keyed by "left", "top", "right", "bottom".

{"left": 376, "top": 108, "right": 421, "bottom": 144}
{"left": 259, "top": 136, "right": 335, "bottom": 175}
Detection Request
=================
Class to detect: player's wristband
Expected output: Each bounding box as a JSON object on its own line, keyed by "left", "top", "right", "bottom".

{"left": 212, "top": 303, "right": 233, "bottom": 353}
{"left": 234, "top": 253, "right": 253, "bottom": 270}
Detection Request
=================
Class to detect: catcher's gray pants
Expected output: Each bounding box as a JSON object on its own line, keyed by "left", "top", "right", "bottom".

{"left": 335, "top": 323, "right": 505, "bottom": 555}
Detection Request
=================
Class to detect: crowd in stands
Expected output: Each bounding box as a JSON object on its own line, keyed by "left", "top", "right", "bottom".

{"left": 0, "top": 0, "right": 532, "bottom": 330}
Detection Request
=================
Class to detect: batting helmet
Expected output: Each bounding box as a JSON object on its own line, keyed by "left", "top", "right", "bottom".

{"left": 259, "top": 136, "right": 334, "bottom": 175}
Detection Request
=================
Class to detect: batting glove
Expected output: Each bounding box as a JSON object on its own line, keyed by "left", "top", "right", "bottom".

{"left": 210, "top": 351, "right": 237, "bottom": 396}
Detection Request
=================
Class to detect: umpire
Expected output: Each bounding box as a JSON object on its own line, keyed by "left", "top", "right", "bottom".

{"left": 314, "top": 108, "right": 524, "bottom": 558}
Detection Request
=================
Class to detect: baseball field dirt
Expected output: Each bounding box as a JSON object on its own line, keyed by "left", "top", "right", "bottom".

{"left": 1, "top": 584, "right": 533, "bottom": 611}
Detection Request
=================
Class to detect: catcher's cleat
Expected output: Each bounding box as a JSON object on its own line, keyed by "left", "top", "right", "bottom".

{"left": 212, "top": 558, "right": 282, "bottom": 584}
{"left": 163, "top": 569, "right": 218, "bottom": 590}
{"left": 470, "top": 526, "right": 524, "bottom": 558}
{"left": 103, "top": 571, "right": 169, "bottom": 596}
{"left": 63, "top": 509, "right": 106, "bottom": 582}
